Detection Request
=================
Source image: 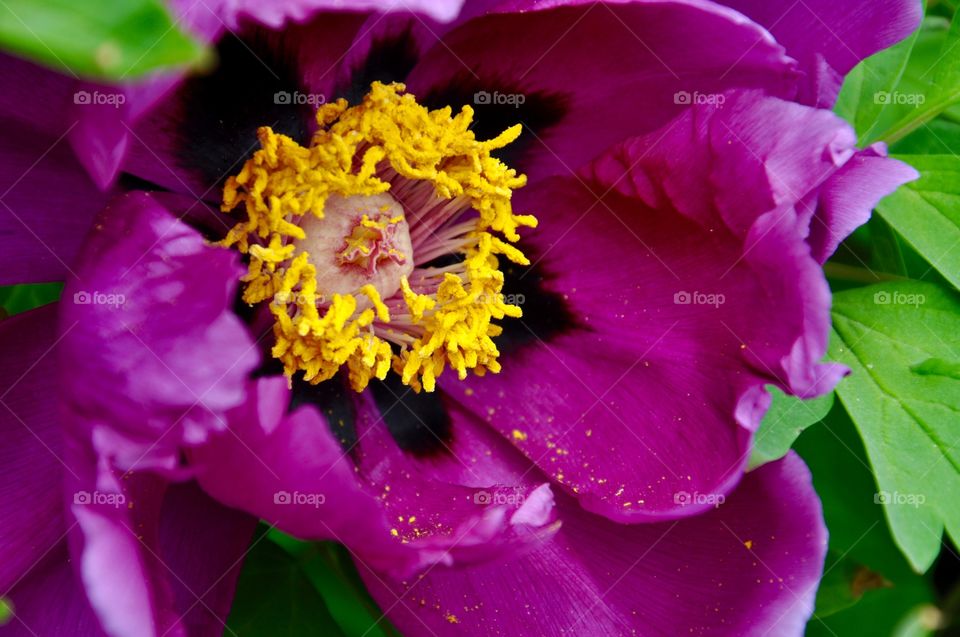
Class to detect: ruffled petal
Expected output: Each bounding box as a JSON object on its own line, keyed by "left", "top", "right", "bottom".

{"left": 719, "top": 0, "right": 923, "bottom": 106}
{"left": 51, "top": 191, "right": 261, "bottom": 637}
{"left": 362, "top": 453, "right": 826, "bottom": 637}
{"left": 406, "top": 0, "right": 798, "bottom": 182}
{"left": 64, "top": 466, "right": 256, "bottom": 637}
{"left": 807, "top": 143, "right": 919, "bottom": 263}
{"left": 58, "top": 191, "right": 258, "bottom": 470}
{"left": 193, "top": 376, "right": 421, "bottom": 575}
{"left": 588, "top": 92, "right": 915, "bottom": 388}
{"left": 1, "top": 304, "right": 255, "bottom": 637}
{"left": 449, "top": 93, "right": 878, "bottom": 521}
{"left": 192, "top": 376, "right": 556, "bottom": 578}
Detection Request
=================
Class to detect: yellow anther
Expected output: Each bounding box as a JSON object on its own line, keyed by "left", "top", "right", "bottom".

{"left": 221, "top": 82, "right": 534, "bottom": 392}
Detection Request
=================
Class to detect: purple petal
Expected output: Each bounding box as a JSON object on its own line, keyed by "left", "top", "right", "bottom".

{"left": 221, "top": 0, "right": 465, "bottom": 28}
{"left": 65, "top": 462, "right": 256, "bottom": 637}
{"left": 334, "top": 13, "right": 450, "bottom": 95}
{"left": 0, "top": 53, "right": 77, "bottom": 139}
{"left": 0, "top": 306, "right": 70, "bottom": 592}
{"left": 123, "top": 13, "right": 369, "bottom": 201}
{"left": 350, "top": 389, "right": 558, "bottom": 565}
{"left": 362, "top": 453, "right": 827, "bottom": 637}
{"left": 0, "top": 119, "right": 109, "bottom": 285}
{"left": 807, "top": 143, "right": 919, "bottom": 263}
{"left": 59, "top": 191, "right": 258, "bottom": 470}
{"left": 192, "top": 377, "right": 556, "bottom": 577}
{"left": 157, "top": 483, "right": 256, "bottom": 635}
{"left": 583, "top": 92, "right": 863, "bottom": 397}
{"left": 66, "top": 90, "right": 132, "bottom": 191}
{"left": 4, "top": 545, "right": 104, "bottom": 637}
{"left": 65, "top": 0, "right": 226, "bottom": 190}
{"left": 1, "top": 302, "right": 256, "bottom": 637}
{"left": 406, "top": 0, "right": 798, "bottom": 182}
{"left": 720, "top": 0, "right": 923, "bottom": 106}
{"left": 448, "top": 93, "right": 866, "bottom": 521}
{"left": 192, "top": 376, "right": 423, "bottom": 575}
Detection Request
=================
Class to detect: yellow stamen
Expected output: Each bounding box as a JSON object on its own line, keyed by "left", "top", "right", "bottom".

{"left": 221, "top": 82, "right": 536, "bottom": 392}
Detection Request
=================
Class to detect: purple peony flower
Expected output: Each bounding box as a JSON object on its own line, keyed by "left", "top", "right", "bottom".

{"left": 0, "top": 1, "right": 920, "bottom": 636}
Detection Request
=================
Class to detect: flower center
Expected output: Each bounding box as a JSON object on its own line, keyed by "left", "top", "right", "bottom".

{"left": 220, "top": 82, "right": 536, "bottom": 393}
{"left": 296, "top": 193, "right": 413, "bottom": 302}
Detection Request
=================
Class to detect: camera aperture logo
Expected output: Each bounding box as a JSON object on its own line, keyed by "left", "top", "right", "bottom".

{"left": 73, "top": 90, "right": 126, "bottom": 108}
{"left": 874, "top": 491, "right": 925, "bottom": 508}
{"left": 74, "top": 490, "right": 126, "bottom": 508}
{"left": 674, "top": 91, "right": 726, "bottom": 107}
{"left": 673, "top": 290, "right": 725, "bottom": 308}
{"left": 272, "top": 290, "right": 312, "bottom": 306}
{"left": 473, "top": 90, "right": 526, "bottom": 108}
{"left": 273, "top": 490, "right": 326, "bottom": 507}
{"left": 873, "top": 290, "right": 925, "bottom": 307}
{"left": 473, "top": 488, "right": 526, "bottom": 506}
{"left": 73, "top": 290, "right": 126, "bottom": 307}
{"left": 874, "top": 91, "right": 925, "bottom": 107}
{"left": 674, "top": 490, "right": 725, "bottom": 508}
{"left": 274, "top": 91, "right": 326, "bottom": 106}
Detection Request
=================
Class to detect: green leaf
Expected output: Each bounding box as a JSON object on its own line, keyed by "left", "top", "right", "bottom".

{"left": 861, "top": 12, "right": 960, "bottom": 144}
{"left": 876, "top": 154, "right": 960, "bottom": 290}
{"left": 892, "top": 108, "right": 960, "bottom": 154}
{"left": 226, "top": 536, "right": 346, "bottom": 636}
{"left": 748, "top": 387, "right": 833, "bottom": 468}
{"left": 0, "top": 0, "right": 209, "bottom": 81}
{"left": 0, "top": 283, "right": 62, "bottom": 317}
{"left": 0, "top": 598, "right": 12, "bottom": 626}
{"left": 269, "top": 531, "right": 395, "bottom": 637}
{"left": 834, "top": 19, "right": 922, "bottom": 142}
{"left": 868, "top": 217, "right": 911, "bottom": 277}
{"left": 911, "top": 357, "right": 960, "bottom": 379}
{"left": 796, "top": 405, "right": 934, "bottom": 634}
{"left": 891, "top": 605, "right": 939, "bottom": 637}
{"left": 814, "top": 550, "right": 890, "bottom": 618}
{"left": 829, "top": 282, "right": 960, "bottom": 571}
